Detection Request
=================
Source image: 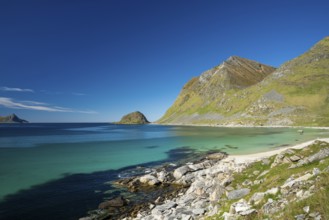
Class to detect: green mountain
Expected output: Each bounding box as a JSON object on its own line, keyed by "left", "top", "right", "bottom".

{"left": 0, "top": 114, "right": 28, "bottom": 123}
{"left": 158, "top": 36, "right": 329, "bottom": 126}
{"left": 117, "top": 111, "right": 150, "bottom": 124}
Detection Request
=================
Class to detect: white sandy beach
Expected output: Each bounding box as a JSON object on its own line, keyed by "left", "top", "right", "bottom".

{"left": 226, "top": 138, "right": 329, "bottom": 164}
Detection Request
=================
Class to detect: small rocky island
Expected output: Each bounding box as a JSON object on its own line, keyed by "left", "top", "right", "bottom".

{"left": 117, "top": 111, "right": 150, "bottom": 124}
{"left": 0, "top": 114, "right": 28, "bottom": 123}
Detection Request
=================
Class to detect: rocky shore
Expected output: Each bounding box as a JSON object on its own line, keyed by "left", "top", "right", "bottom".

{"left": 81, "top": 138, "right": 329, "bottom": 220}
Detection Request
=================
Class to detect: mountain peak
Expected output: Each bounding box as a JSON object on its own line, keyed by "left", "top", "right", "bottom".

{"left": 159, "top": 36, "right": 329, "bottom": 126}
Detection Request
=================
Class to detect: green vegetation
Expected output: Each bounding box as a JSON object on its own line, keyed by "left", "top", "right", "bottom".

{"left": 158, "top": 36, "right": 329, "bottom": 126}
{"left": 208, "top": 141, "right": 329, "bottom": 219}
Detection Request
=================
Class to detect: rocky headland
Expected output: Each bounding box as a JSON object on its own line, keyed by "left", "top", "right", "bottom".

{"left": 0, "top": 113, "right": 28, "bottom": 123}
{"left": 116, "top": 111, "right": 150, "bottom": 125}
{"left": 81, "top": 138, "right": 329, "bottom": 220}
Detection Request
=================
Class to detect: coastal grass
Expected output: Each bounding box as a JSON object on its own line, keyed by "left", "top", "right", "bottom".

{"left": 209, "top": 141, "right": 329, "bottom": 219}
{"left": 278, "top": 173, "right": 329, "bottom": 220}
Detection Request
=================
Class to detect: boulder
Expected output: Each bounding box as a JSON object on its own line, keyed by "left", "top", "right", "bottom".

{"left": 249, "top": 192, "right": 265, "bottom": 205}
{"left": 231, "top": 199, "right": 256, "bottom": 216}
{"left": 139, "top": 174, "right": 160, "bottom": 186}
{"left": 290, "top": 155, "right": 301, "bottom": 162}
{"left": 173, "top": 165, "right": 191, "bottom": 179}
{"left": 192, "top": 208, "right": 206, "bottom": 215}
{"left": 227, "top": 188, "right": 250, "bottom": 200}
{"left": 156, "top": 171, "right": 168, "bottom": 182}
{"left": 151, "top": 201, "right": 177, "bottom": 216}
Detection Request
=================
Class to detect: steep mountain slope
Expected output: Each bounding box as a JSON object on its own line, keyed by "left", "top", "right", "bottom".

{"left": 159, "top": 36, "right": 329, "bottom": 126}
{"left": 0, "top": 114, "right": 28, "bottom": 123}
{"left": 158, "top": 56, "right": 276, "bottom": 124}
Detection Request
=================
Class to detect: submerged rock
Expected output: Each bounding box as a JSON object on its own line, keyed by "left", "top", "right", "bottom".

{"left": 98, "top": 196, "right": 127, "bottom": 209}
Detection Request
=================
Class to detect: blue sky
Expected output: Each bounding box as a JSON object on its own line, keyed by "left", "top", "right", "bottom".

{"left": 1, "top": 0, "right": 329, "bottom": 122}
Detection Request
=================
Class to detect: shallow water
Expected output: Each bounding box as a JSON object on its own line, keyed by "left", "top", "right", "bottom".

{"left": 0, "top": 123, "right": 328, "bottom": 219}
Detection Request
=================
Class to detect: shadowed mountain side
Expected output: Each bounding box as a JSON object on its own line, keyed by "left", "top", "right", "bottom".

{"left": 158, "top": 36, "right": 329, "bottom": 126}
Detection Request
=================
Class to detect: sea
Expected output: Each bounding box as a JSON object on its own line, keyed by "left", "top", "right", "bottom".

{"left": 0, "top": 123, "right": 328, "bottom": 220}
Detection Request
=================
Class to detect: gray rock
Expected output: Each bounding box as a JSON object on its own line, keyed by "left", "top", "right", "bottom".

{"left": 227, "top": 188, "right": 250, "bottom": 200}
{"left": 303, "top": 206, "right": 310, "bottom": 213}
{"left": 266, "top": 187, "right": 279, "bottom": 195}
{"left": 313, "top": 167, "right": 321, "bottom": 175}
{"left": 253, "top": 179, "right": 264, "bottom": 185}
{"left": 290, "top": 155, "right": 301, "bottom": 162}
{"left": 242, "top": 179, "right": 252, "bottom": 186}
{"left": 156, "top": 171, "right": 168, "bottom": 182}
{"left": 181, "top": 214, "right": 192, "bottom": 220}
{"left": 192, "top": 208, "right": 205, "bottom": 215}
{"left": 263, "top": 90, "right": 284, "bottom": 102}
{"left": 222, "top": 212, "right": 238, "bottom": 220}
{"left": 207, "top": 204, "right": 220, "bottom": 216}
{"left": 209, "top": 185, "right": 225, "bottom": 201}
{"left": 307, "top": 147, "right": 329, "bottom": 163}
{"left": 231, "top": 199, "right": 255, "bottom": 215}
{"left": 249, "top": 192, "right": 265, "bottom": 205}
{"left": 140, "top": 174, "right": 160, "bottom": 186}
{"left": 309, "top": 212, "right": 321, "bottom": 219}
{"left": 262, "top": 158, "right": 271, "bottom": 165}
{"left": 295, "top": 214, "right": 306, "bottom": 220}
{"left": 262, "top": 198, "right": 288, "bottom": 215}
{"left": 257, "top": 170, "right": 270, "bottom": 178}
{"left": 221, "top": 176, "right": 234, "bottom": 186}
{"left": 173, "top": 165, "right": 191, "bottom": 179}
{"left": 151, "top": 201, "right": 177, "bottom": 216}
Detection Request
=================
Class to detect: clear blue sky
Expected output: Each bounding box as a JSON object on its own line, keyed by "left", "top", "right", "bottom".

{"left": 1, "top": 0, "right": 328, "bottom": 122}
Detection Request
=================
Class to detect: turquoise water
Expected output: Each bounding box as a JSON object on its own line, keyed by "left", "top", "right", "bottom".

{"left": 0, "top": 123, "right": 328, "bottom": 219}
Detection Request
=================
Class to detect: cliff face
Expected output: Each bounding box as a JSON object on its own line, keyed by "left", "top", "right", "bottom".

{"left": 159, "top": 36, "right": 329, "bottom": 126}
{"left": 117, "top": 111, "right": 150, "bottom": 124}
{"left": 0, "top": 114, "right": 28, "bottom": 123}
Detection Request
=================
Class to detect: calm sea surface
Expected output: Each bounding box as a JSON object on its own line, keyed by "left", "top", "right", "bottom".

{"left": 0, "top": 123, "right": 328, "bottom": 219}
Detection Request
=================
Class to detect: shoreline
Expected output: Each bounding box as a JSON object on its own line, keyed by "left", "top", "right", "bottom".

{"left": 226, "top": 137, "right": 329, "bottom": 163}
{"left": 116, "top": 137, "right": 329, "bottom": 219}
{"left": 152, "top": 122, "right": 329, "bottom": 130}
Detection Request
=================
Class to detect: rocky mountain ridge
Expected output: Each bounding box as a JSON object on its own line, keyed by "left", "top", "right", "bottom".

{"left": 159, "top": 36, "right": 329, "bottom": 126}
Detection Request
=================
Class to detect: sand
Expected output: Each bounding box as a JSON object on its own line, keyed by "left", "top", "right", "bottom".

{"left": 225, "top": 138, "right": 329, "bottom": 164}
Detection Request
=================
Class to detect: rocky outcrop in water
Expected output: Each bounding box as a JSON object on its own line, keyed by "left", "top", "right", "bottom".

{"left": 117, "top": 111, "right": 150, "bottom": 124}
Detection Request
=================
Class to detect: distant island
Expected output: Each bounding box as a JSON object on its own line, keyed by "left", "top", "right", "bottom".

{"left": 0, "top": 114, "right": 28, "bottom": 123}
{"left": 116, "top": 111, "right": 150, "bottom": 124}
